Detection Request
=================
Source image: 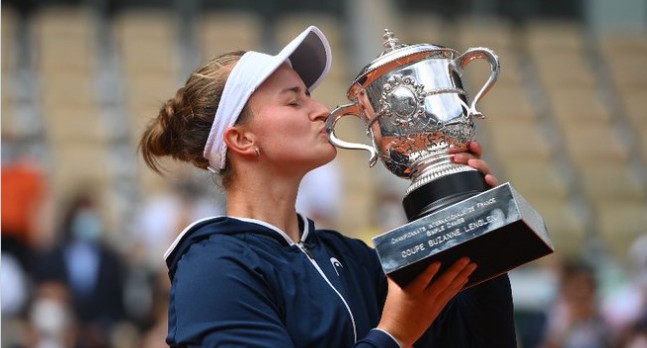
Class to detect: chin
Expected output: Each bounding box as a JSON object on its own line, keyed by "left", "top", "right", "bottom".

{"left": 322, "top": 145, "right": 337, "bottom": 163}
{"left": 309, "top": 147, "right": 337, "bottom": 170}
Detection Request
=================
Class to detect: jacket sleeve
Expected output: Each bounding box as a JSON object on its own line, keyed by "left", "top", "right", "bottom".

{"left": 167, "top": 238, "right": 295, "bottom": 347}
{"left": 352, "top": 242, "right": 402, "bottom": 348}
{"left": 355, "top": 329, "right": 403, "bottom": 348}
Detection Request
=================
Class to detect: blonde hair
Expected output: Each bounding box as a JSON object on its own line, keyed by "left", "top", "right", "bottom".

{"left": 139, "top": 51, "right": 252, "bottom": 188}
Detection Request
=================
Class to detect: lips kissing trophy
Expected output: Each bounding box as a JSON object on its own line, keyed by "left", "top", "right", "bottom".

{"left": 327, "top": 30, "right": 554, "bottom": 287}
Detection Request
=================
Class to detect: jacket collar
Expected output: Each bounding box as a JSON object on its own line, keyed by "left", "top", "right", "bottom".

{"left": 164, "top": 213, "right": 313, "bottom": 267}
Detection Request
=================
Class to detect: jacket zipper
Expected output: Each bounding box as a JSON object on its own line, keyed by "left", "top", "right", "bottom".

{"left": 297, "top": 241, "right": 358, "bottom": 343}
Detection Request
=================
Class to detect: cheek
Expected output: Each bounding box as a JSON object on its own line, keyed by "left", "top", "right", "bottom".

{"left": 271, "top": 120, "right": 310, "bottom": 144}
{"left": 257, "top": 129, "right": 301, "bottom": 155}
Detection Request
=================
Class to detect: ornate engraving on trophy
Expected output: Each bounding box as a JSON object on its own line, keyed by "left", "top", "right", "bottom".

{"left": 380, "top": 75, "right": 428, "bottom": 128}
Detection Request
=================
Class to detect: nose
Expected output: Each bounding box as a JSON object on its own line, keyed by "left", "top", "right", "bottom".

{"left": 310, "top": 99, "right": 330, "bottom": 122}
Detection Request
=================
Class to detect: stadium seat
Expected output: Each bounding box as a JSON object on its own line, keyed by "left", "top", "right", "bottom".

{"left": 531, "top": 197, "right": 587, "bottom": 256}
{"left": 485, "top": 120, "right": 553, "bottom": 161}
{"left": 503, "top": 160, "right": 569, "bottom": 200}
{"left": 455, "top": 16, "right": 514, "bottom": 50}
{"left": 526, "top": 20, "right": 584, "bottom": 52}
{"left": 563, "top": 123, "right": 629, "bottom": 166}
{"left": 619, "top": 89, "right": 647, "bottom": 130}
{"left": 596, "top": 201, "right": 647, "bottom": 258}
{"left": 49, "top": 142, "right": 112, "bottom": 197}
{"left": 39, "top": 71, "right": 97, "bottom": 108}
{"left": 33, "top": 7, "right": 96, "bottom": 74}
{"left": 1, "top": 5, "right": 17, "bottom": 74}
{"left": 114, "top": 10, "right": 178, "bottom": 76}
{"left": 1, "top": 6, "right": 17, "bottom": 136}
{"left": 598, "top": 34, "right": 647, "bottom": 92}
{"left": 579, "top": 163, "right": 645, "bottom": 202}
{"left": 41, "top": 104, "right": 109, "bottom": 146}
{"left": 547, "top": 86, "right": 612, "bottom": 127}
{"left": 478, "top": 84, "right": 537, "bottom": 124}
{"left": 400, "top": 13, "right": 445, "bottom": 45}
{"left": 199, "top": 11, "right": 263, "bottom": 60}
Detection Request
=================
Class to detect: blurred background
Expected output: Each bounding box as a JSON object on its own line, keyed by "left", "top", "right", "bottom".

{"left": 1, "top": 0, "right": 646, "bottom": 347}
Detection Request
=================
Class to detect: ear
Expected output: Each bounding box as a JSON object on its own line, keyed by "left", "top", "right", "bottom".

{"left": 223, "top": 126, "right": 256, "bottom": 157}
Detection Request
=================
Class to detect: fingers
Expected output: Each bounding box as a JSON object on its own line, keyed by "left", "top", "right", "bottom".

{"left": 450, "top": 141, "right": 500, "bottom": 187}
{"left": 438, "top": 257, "right": 470, "bottom": 286}
{"left": 467, "top": 141, "right": 483, "bottom": 158}
{"left": 425, "top": 257, "right": 470, "bottom": 291}
{"left": 465, "top": 158, "right": 499, "bottom": 186}
{"left": 466, "top": 158, "right": 491, "bottom": 175}
{"left": 484, "top": 173, "right": 500, "bottom": 187}
{"left": 435, "top": 270, "right": 470, "bottom": 305}
{"left": 449, "top": 141, "right": 484, "bottom": 165}
{"left": 432, "top": 260, "right": 477, "bottom": 304}
{"left": 457, "top": 156, "right": 500, "bottom": 186}
{"left": 406, "top": 257, "right": 478, "bottom": 294}
{"left": 447, "top": 141, "right": 482, "bottom": 157}
{"left": 427, "top": 258, "right": 476, "bottom": 292}
{"left": 406, "top": 262, "right": 441, "bottom": 293}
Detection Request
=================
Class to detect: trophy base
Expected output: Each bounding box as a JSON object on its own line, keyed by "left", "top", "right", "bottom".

{"left": 372, "top": 183, "right": 554, "bottom": 288}
{"left": 403, "top": 170, "right": 489, "bottom": 221}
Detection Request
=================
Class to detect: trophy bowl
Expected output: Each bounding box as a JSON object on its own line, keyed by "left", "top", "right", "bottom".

{"left": 327, "top": 30, "right": 553, "bottom": 287}
{"left": 328, "top": 29, "right": 501, "bottom": 219}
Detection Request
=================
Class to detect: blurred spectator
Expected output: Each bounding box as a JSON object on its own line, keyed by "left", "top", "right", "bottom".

{"left": 2, "top": 252, "right": 31, "bottom": 347}
{"left": 371, "top": 190, "right": 408, "bottom": 233}
{"left": 540, "top": 259, "right": 613, "bottom": 348}
{"left": 139, "top": 271, "right": 172, "bottom": 348}
{"left": 602, "top": 234, "right": 647, "bottom": 347}
{"left": 125, "top": 174, "right": 219, "bottom": 329}
{"left": 130, "top": 174, "right": 219, "bottom": 271}
{"left": 357, "top": 189, "right": 408, "bottom": 244}
{"left": 25, "top": 281, "right": 78, "bottom": 348}
{"left": 2, "top": 145, "right": 47, "bottom": 272}
{"left": 624, "top": 314, "right": 647, "bottom": 348}
{"left": 1, "top": 252, "right": 30, "bottom": 316}
{"left": 510, "top": 259, "right": 559, "bottom": 348}
{"left": 33, "top": 193, "right": 125, "bottom": 348}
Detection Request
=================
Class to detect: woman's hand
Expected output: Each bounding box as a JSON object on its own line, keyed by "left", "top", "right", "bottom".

{"left": 377, "top": 258, "right": 477, "bottom": 347}
{"left": 449, "top": 141, "right": 499, "bottom": 187}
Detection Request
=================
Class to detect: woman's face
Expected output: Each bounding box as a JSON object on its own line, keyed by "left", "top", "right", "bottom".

{"left": 245, "top": 64, "right": 336, "bottom": 175}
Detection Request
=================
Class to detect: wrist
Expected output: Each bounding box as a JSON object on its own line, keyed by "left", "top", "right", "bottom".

{"left": 373, "top": 328, "right": 406, "bottom": 348}
{"left": 376, "top": 322, "right": 413, "bottom": 348}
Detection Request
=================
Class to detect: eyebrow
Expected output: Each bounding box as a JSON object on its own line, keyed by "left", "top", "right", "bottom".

{"left": 280, "top": 86, "right": 310, "bottom": 97}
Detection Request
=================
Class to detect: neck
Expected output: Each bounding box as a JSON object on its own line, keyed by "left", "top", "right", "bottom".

{"left": 226, "top": 167, "right": 303, "bottom": 242}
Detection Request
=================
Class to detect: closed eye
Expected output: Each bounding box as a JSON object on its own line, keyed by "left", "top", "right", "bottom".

{"left": 281, "top": 86, "right": 310, "bottom": 107}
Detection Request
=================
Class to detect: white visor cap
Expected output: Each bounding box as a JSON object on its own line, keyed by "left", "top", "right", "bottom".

{"left": 203, "top": 25, "right": 332, "bottom": 171}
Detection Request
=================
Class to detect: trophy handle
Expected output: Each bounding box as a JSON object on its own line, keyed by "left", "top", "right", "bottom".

{"left": 452, "top": 47, "right": 500, "bottom": 119}
{"left": 326, "top": 102, "right": 379, "bottom": 167}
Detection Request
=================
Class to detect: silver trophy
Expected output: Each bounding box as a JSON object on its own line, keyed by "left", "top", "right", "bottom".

{"left": 327, "top": 30, "right": 553, "bottom": 287}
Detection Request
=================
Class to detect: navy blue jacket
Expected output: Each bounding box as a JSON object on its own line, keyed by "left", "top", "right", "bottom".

{"left": 164, "top": 215, "right": 516, "bottom": 347}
